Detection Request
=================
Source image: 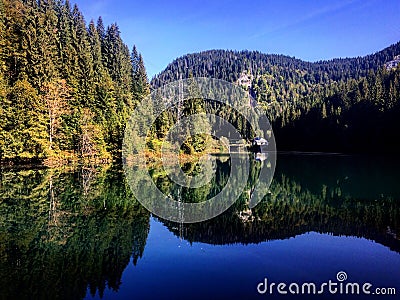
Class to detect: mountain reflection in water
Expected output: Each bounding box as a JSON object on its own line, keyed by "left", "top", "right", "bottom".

{"left": 0, "top": 154, "right": 399, "bottom": 299}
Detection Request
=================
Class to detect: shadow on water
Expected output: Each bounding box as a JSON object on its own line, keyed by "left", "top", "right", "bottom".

{"left": 0, "top": 153, "right": 399, "bottom": 299}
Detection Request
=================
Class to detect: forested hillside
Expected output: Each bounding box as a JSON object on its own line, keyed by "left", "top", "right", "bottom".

{"left": 1, "top": 0, "right": 399, "bottom": 161}
{"left": 0, "top": 0, "right": 149, "bottom": 162}
{"left": 152, "top": 44, "right": 400, "bottom": 153}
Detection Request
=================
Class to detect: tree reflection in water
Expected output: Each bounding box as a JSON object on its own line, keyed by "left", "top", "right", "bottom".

{"left": 0, "top": 165, "right": 150, "bottom": 299}
{"left": 0, "top": 154, "right": 399, "bottom": 299}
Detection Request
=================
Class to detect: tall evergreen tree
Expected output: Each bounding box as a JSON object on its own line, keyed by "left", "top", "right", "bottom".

{"left": 1, "top": 79, "right": 47, "bottom": 159}
{"left": 0, "top": 0, "right": 150, "bottom": 161}
{"left": 132, "top": 47, "right": 149, "bottom": 100}
{"left": 71, "top": 4, "right": 94, "bottom": 107}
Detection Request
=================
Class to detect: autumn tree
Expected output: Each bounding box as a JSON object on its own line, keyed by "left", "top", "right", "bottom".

{"left": 41, "top": 79, "right": 71, "bottom": 151}
{"left": 79, "top": 108, "right": 109, "bottom": 160}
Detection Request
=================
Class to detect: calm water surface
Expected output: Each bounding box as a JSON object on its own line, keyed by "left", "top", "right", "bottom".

{"left": 0, "top": 154, "right": 399, "bottom": 299}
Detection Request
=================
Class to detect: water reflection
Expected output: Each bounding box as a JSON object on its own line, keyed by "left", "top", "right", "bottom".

{"left": 158, "top": 155, "right": 400, "bottom": 253}
{"left": 0, "top": 154, "right": 399, "bottom": 299}
{"left": 0, "top": 165, "right": 150, "bottom": 299}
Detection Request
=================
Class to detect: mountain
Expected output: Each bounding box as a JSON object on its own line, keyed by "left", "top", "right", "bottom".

{"left": 151, "top": 43, "right": 400, "bottom": 153}
{"left": 152, "top": 42, "right": 400, "bottom": 86}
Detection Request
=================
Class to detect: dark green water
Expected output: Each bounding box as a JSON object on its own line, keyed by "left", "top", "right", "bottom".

{"left": 0, "top": 154, "right": 399, "bottom": 299}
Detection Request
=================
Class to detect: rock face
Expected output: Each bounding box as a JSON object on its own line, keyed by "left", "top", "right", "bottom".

{"left": 385, "top": 55, "right": 400, "bottom": 70}
{"left": 237, "top": 72, "right": 253, "bottom": 89}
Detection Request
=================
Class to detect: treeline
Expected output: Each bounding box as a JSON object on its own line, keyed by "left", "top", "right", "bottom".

{"left": 274, "top": 68, "right": 400, "bottom": 152}
{"left": 152, "top": 45, "right": 400, "bottom": 153}
{"left": 152, "top": 44, "right": 400, "bottom": 87}
{"left": 0, "top": 0, "right": 149, "bottom": 162}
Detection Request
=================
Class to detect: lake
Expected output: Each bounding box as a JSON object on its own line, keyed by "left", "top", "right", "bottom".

{"left": 0, "top": 154, "right": 399, "bottom": 299}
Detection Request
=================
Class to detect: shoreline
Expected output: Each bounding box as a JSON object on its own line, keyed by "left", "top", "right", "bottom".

{"left": 2, "top": 150, "right": 399, "bottom": 169}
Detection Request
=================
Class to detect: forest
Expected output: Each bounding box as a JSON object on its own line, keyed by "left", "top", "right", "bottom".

{"left": 1, "top": 0, "right": 400, "bottom": 164}
{"left": 0, "top": 0, "right": 149, "bottom": 163}
{"left": 152, "top": 45, "right": 400, "bottom": 153}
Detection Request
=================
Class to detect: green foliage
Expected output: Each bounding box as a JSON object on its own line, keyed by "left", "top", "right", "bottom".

{"left": 0, "top": 0, "right": 149, "bottom": 161}
{"left": 157, "top": 156, "right": 399, "bottom": 247}
{"left": 152, "top": 46, "right": 400, "bottom": 153}
{"left": 0, "top": 158, "right": 399, "bottom": 297}
{"left": 180, "top": 75, "right": 211, "bottom": 153}
{"left": 0, "top": 165, "right": 150, "bottom": 299}
{"left": 1, "top": 79, "right": 48, "bottom": 159}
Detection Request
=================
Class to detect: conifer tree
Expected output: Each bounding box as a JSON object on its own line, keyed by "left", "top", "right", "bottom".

{"left": 0, "top": 0, "right": 150, "bottom": 160}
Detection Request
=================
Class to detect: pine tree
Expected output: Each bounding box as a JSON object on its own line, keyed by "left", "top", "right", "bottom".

{"left": 36, "top": 0, "right": 59, "bottom": 87}
{"left": 57, "top": 0, "right": 76, "bottom": 84}
{"left": 3, "top": 0, "right": 27, "bottom": 84}
{"left": 0, "top": 0, "right": 150, "bottom": 160}
{"left": 132, "top": 49, "right": 149, "bottom": 99}
{"left": 1, "top": 79, "right": 47, "bottom": 159}
{"left": 96, "top": 16, "right": 105, "bottom": 47}
{"left": 0, "top": 0, "right": 6, "bottom": 77}
{"left": 181, "top": 73, "right": 211, "bottom": 153}
{"left": 71, "top": 4, "right": 94, "bottom": 107}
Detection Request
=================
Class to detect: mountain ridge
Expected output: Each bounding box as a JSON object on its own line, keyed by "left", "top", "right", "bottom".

{"left": 151, "top": 41, "right": 400, "bottom": 153}
{"left": 152, "top": 41, "right": 400, "bottom": 86}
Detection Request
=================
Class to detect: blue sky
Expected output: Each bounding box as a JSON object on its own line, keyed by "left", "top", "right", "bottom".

{"left": 74, "top": 0, "right": 400, "bottom": 79}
